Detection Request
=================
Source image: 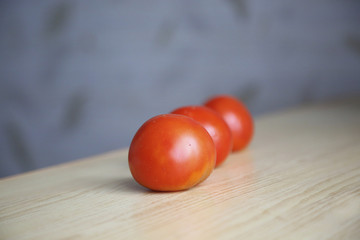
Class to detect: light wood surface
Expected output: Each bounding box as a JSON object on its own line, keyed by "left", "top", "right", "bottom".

{"left": 1, "top": 98, "right": 360, "bottom": 240}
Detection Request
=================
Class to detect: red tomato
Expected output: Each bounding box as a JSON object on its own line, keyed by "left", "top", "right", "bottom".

{"left": 204, "top": 95, "right": 254, "bottom": 152}
{"left": 171, "top": 106, "right": 232, "bottom": 167}
{"left": 128, "top": 114, "right": 216, "bottom": 191}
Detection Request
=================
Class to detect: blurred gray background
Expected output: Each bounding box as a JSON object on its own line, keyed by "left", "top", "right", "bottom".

{"left": 1, "top": 0, "right": 360, "bottom": 177}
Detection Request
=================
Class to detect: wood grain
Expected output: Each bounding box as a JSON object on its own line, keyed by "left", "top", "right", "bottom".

{"left": 1, "top": 98, "right": 360, "bottom": 240}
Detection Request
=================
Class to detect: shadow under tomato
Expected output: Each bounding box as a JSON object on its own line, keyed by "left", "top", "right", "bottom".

{"left": 77, "top": 176, "right": 148, "bottom": 193}
{"left": 118, "top": 177, "right": 150, "bottom": 193}
{"left": 120, "top": 178, "right": 196, "bottom": 194}
{"left": 84, "top": 175, "right": 200, "bottom": 194}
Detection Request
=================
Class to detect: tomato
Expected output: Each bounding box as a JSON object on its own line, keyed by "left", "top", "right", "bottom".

{"left": 204, "top": 95, "right": 254, "bottom": 152}
{"left": 128, "top": 114, "right": 216, "bottom": 191}
{"left": 171, "top": 106, "right": 232, "bottom": 167}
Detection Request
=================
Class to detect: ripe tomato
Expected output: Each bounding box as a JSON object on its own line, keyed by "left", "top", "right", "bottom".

{"left": 128, "top": 114, "right": 216, "bottom": 191}
{"left": 171, "top": 106, "right": 232, "bottom": 167}
{"left": 204, "top": 95, "right": 254, "bottom": 152}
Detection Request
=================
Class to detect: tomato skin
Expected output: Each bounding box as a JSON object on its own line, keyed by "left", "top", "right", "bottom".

{"left": 204, "top": 95, "right": 254, "bottom": 152}
{"left": 171, "top": 106, "right": 232, "bottom": 167}
{"left": 128, "top": 114, "right": 216, "bottom": 191}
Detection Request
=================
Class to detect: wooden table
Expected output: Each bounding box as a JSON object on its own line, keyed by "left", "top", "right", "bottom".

{"left": 1, "top": 98, "right": 360, "bottom": 240}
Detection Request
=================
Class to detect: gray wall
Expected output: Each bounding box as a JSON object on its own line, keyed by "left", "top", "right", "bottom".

{"left": 1, "top": 0, "right": 360, "bottom": 177}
